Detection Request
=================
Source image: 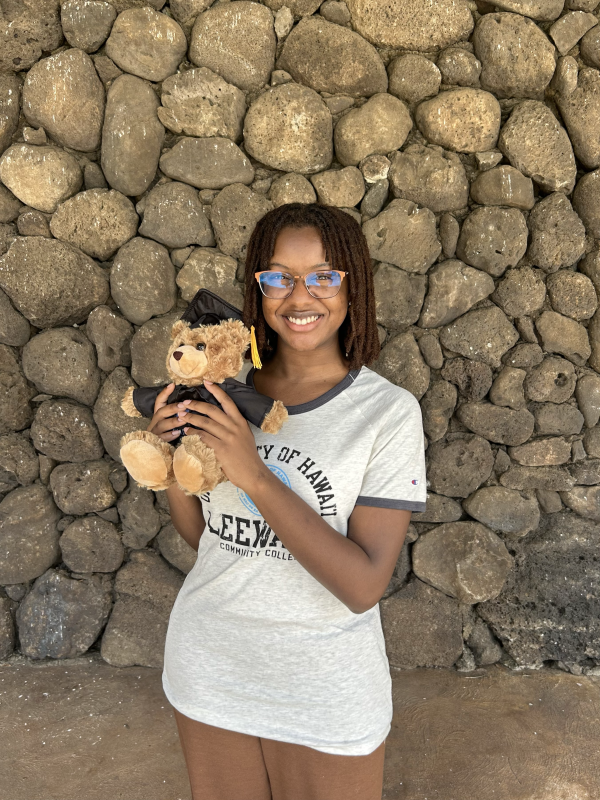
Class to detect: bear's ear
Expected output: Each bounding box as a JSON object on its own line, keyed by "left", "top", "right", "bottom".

{"left": 171, "top": 320, "right": 190, "bottom": 341}
{"left": 204, "top": 320, "right": 251, "bottom": 383}
{"left": 217, "top": 320, "right": 251, "bottom": 352}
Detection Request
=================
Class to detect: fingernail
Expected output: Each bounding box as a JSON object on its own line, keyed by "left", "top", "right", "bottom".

{"left": 177, "top": 403, "right": 185, "bottom": 408}
{"left": 178, "top": 411, "right": 187, "bottom": 417}
{"left": 183, "top": 427, "right": 189, "bottom": 434}
{"left": 172, "top": 430, "right": 180, "bottom": 436}
{"left": 204, "top": 380, "right": 213, "bottom": 385}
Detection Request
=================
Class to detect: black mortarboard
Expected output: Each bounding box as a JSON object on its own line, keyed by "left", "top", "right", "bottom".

{"left": 180, "top": 288, "right": 243, "bottom": 328}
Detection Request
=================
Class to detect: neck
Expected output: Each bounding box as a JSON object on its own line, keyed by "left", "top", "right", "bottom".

{"left": 263, "top": 337, "right": 349, "bottom": 383}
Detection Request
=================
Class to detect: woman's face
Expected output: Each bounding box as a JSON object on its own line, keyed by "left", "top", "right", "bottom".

{"left": 260, "top": 226, "right": 349, "bottom": 357}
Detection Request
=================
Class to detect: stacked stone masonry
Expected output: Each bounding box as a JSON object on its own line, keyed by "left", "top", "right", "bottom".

{"left": 0, "top": 0, "right": 599, "bottom": 676}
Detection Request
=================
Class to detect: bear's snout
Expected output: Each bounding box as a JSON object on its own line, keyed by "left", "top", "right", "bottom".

{"left": 173, "top": 351, "right": 183, "bottom": 361}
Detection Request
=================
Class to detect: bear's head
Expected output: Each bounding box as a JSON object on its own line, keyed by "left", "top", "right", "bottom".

{"left": 166, "top": 319, "right": 251, "bottom": 386}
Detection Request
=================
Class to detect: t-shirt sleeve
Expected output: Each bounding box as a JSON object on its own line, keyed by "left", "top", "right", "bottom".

{"left": 355, "top": 393, "right": 427, "bottom": 513}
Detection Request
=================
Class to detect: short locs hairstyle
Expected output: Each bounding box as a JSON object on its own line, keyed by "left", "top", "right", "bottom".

{"left": 243, "top": 203, "right": 380, "bottom": 370}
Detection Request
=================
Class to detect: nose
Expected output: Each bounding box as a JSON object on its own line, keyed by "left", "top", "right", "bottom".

{"left": 173, "top": 351, "right": 183, "bottom": 361}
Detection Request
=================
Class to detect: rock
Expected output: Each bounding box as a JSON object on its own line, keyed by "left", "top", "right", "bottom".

{"left": 560, "top": 486, "right": 600, "bottom": 520}
{"left": 0, "top": 0, "right": 63, "bottom": 73}
{"left": 333, "top": 93, "right": 412, "bottom": 166}
{"left": 491, "top": 0, "right": 563, "bottom": 19}
{"left": 498, "top": 100, "right": 576, "bottom": 194}
{"left": 536, "top": 488, "right": 563, "bottom": 512}
{"left": 455, "top": 206, "right": 528, "bottom": 278}
{"left": 84, "top": 306, "right": 133, "bottom": 373}
{"left": 0, "top": 289, "right": 30, "bottom": 347}
{"left": 412, "top": 521, "right": 513, "bottom": 603}
{"left": 464, "top": 487, "right": 539, "bottom": 537}
{"left": 439, "top": 213, "right": 460, "bottom": 258}
{"left": 0, "top": 74, "right": 21, "bottom": 155}
{"left": 473, "top": 13, "right": 556, "bottom": 99}
{"left": 359, "top": 154, "right": 391, "bottom": 183}
{"left": 310, "top": 167, "right": 365, "bottom": 207}
{"left": 320, "top": 0, "right": 352, "bottom": 24}
{"left": 509, "top": 437, "right": 572, "bottom": 467}
{"left": 31, "top": 399, "right": 104, "bottom": 463}
{"left": 572, "top": 168, "right": 600, "bottom": 238}
{"left": 138, "top": 182, "right": 213, "bottom": 250}
{"left": 588, "top": 308, "right": 600, "bottom": 373}
{"left": 469, "top": 165, "right": 535, "bottom": 210}
{"left": 60, "top": 517, "right": 124, "bottom": 573}
{"left": 101, "top": 74, "right": 165, "bottom": 198}
{"left": 420, "top": 379, "right": 457, "bottom": 441}
{"left": 584, "top": 426, "right": 600, "bottom": 456}
{"left": 158, "top": 68, "right": 246, "bottom": 141}
{"left": 534, "top": 402, "right": 584, "bottom": 435}
{"left": 491, "top": 267, "right": 546, "bottom": 318}
{"left": 345, "top": 0, "right": 473, "bottom": 51}
{"left": 576, "top": 374, "right": 600, "bottom": 427}
{"left": 0, "top": 597, "right": 15, "bottom": 659}
{"left": 389, "top": 145, "right": 468, "bottom": 213}
{"left": 360, "top": 179, "right": 389, "bottom": 220}
{"left": 210, "top": 184, "right": 273, "bottom": 260}
{"left": 244, "top": 84, "right": 332, "bottom": 174}
{"left": 0, "top": 433, "right": 39, "bottom": 493}
{"left": 535, "top": 310, "right": 591, "bottom": 366}
{"left": 22, "top": 49, "right": 104, "bottom": 152}
{"left": 93, "top": 367, "right": 148, "bottom": 460}
{"left": 547, "top": 272, "right": 597, "bottom": 322}
{"left": 467, "top": 617, "right": 503, "bottom": 666}
{"left": 0, "top": 144, "right": 82, "bottom": 214}
{"left": 440, "top": 306, "right": 519, "bottom": 369}
{"left": 92, "top": 53, "right": 123, "bottom": 85}
{"left": 22, "top": 328, "right": 101, "bottom": 406}
{"left": 556, "top": 68, "right": 600, "bottom": 169}
{"left": 0, "top": 186, "right": 21, "bottom": 224}
{"left": 480, "top": 512, "right": 600, "bottom": 666}
{"left": 170, "top": 0, "right": 214, "bottom": 25}
{"left": 457, "top": 402, "right": 534, "bottom": 446}
{"left": 50, "top": 460, "right": 116, "bottom": 515}
{"left": 412, "top": 493, "right": 462, "bottom": 523}
{"left": 61, "top": 0, "right": 117, "bottom": 52}
{"left": 381, "top": 577, "right": 463, "bottom": 668}
{"left": 274, "top": 6, "right": 293, "bottom": 39}
{"left": 371, "top": 331, "right": 430, "bottom": 399}
{"left": 117, "top": 482, "right": 161, "bottom": 548}
{"left": 130, "top": 311, "right": 181, "bottom": 387}
{"left": 16, "top": 209, "right": 49, "bottom": 238}
{"left": 569, "top": 458, "right": 600, "bottom": 484}
{"left": 550, "top": 10, "right": 598, "bottom": 54}
{"left": 105, "top": 7, "right": 186, "bottom": 82}
{"left": 17, "top": 568, "right": 112, "bottom": 659}
{"left": 160, "top": 138, "right": 254, "bottom": 191}
{"left": 437, "top": 46, "right": 481, "bottom": 88}
{"left": 269, "top": 173, "right": 317, "bottom": 206}
{"left": 0, "top": 345, "right": 35, "bottom": 434}
{"left": 441, "top": 357, "right": 493, "bottom": 401}
{"left": 419, "top": 260, "right": 494, "bottom": 329}
{"left": 157, "top": 522, "right": 197, "bottom": 574}
{"left": 84, "top": 162, "right": 108, "bottom": 191}
{"left": 489, "top": 366, "right": 527, "bottom": 409}
{"left": 418, "top": 332, "right": 444, "bottom": 370}
{"left": 527, "top": 193, "right": 586, "bottom": 273}
{"left": 110, "top": 237, "right": 176, "bottom": 325}
{"left": 525, "top": 356, "right": 577, "bottom": 403}
{"left": 279, "top": 17, "right": 387, "bottom": 97}
{"left": 500, "top": 465, "right": 575, "bottom": 491}
{"left": 415, "top": 88, "right": 501, "bottom": 153}
{"left": 581, "top": 25, "right": 600, "bottom": 68}
{"left": 363, "top": 200, "right": 440, "bottom": 274}
{"left": 189, "top": 1, "right": 276, "bottom": 92}
{"left": 427, "top": 435, "right": 494, "bottom": 497}
{"left": 50, "top": 189, "right": 138, "bottom": 261}
{"left": 263, "top": 0, "right": 325, "bottom": 15}
{"left": 387, "top": 54, "right": 441, "bottom": 105}
{"left": 0, "top": 485, "right": 61, "bottom": 584}
{"left": 176, "top": 247, "right": 242, "bottom": 308}
{"left": 373, "top": 263, "right": 426, "bottom": 328}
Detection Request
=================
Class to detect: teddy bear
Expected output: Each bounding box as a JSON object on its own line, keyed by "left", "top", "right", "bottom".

{"left": 119, "top": 289, "right": 287, "bottom": 496}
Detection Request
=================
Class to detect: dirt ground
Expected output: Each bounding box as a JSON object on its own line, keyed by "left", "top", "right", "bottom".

{"left": 1, "top": 656, "right": 599, "bottom": 800}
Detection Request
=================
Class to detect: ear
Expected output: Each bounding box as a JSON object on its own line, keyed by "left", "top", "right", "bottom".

{"left": 217, "top": 320, "right": 251, "bottom": 352}
{"left": 204, "top": 320, "right": 251, "bottom": 383}
{"left": 171, "top": 320, "right": 190, "bottom": 341}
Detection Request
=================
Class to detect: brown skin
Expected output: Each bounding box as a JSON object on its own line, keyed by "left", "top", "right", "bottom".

{"left": 150, "top": 226, "right": 412, "bottom": 614}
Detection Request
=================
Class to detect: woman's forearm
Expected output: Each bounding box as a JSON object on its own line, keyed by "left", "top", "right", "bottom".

{"left": 166, "top": 484, "right": 205, "bottom": 551}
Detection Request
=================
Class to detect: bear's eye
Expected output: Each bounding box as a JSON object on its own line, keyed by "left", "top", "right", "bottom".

{"left": 196, "top": 343, "right": 206, "bottom": 351}
{"left": 178, "top": 343, "right": 184, "bottom": 347}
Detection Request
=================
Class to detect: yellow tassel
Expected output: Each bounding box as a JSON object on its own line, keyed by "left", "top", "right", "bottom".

{"left": 250, "top": 325, "right": 262, "bottom": 369}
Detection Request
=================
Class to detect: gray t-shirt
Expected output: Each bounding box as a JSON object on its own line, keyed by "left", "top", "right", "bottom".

{"left": 162, "top": 365, "right": 427, "bottom": 755}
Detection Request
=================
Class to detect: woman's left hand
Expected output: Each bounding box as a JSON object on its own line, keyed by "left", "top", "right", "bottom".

{"left": 177, "top": 381, "right": 268, "bottom": 494}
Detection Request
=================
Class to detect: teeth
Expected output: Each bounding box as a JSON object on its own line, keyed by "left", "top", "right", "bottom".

{"left": 287, "top": 315, "right": 319, "bottom": 326}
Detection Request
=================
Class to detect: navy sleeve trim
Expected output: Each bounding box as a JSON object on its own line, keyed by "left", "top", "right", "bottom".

{"left": 355, "top": 497, "right": 427, "bottom": 512}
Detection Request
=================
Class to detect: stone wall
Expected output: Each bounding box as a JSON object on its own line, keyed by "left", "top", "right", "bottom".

{"left": 1, "top": 0, "right": 599, "bottom": 675}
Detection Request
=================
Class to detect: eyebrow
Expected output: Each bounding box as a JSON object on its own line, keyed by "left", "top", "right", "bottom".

{"left": 268, "top": 261, "right": 330, "bottom": 270}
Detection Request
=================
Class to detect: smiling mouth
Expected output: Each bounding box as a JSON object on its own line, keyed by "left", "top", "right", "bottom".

{"left": 284, "top": 314, "right": 322, "bottom": 326}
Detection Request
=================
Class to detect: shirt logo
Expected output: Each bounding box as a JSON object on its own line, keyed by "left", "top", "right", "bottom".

{"left": 412, "top": 479, "right": 419, "bottom": 485}
{"left": 237, "top": 464, "right": 291, "bottom": 516}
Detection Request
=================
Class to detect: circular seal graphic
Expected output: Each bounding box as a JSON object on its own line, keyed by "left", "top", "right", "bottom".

{"left": 237, "top": 464, "right": 291, "bottom": 516}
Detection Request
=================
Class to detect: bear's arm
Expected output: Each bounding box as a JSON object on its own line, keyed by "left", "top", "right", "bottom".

{"left": 220, "top": 379, "right": 287, "bottom": 432}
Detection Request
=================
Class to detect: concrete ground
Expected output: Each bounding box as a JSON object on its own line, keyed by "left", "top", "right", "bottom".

{"left": 1, "top": 656, "right": 599, "bottom": 800}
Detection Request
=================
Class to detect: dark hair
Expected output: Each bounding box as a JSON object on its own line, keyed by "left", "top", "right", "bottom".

{"left": 243, "top": 203, "right": 380, "bottom": 369}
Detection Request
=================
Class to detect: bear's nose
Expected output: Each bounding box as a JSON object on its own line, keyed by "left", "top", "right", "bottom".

{"left": 173, "top": 351, "right": 183, "bottom": 361}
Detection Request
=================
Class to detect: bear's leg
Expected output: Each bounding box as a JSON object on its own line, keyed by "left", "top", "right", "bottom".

{"left": 172, "top": 434, "right": 226, "bottom": 495}
{"left": 120, "top": 430, "right": 175, "bottom": 491}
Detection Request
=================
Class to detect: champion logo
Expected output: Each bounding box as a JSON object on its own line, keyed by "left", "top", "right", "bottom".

{"left": 411, "top": 479, "right": 419, "bottom": 485}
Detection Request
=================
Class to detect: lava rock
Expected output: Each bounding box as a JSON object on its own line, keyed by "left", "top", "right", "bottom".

{"left": 374, "top": 263, "right": 427, "bottom": 329}
{"left": 427, "top": 435, "right": 494, "bottom": 497}
{"left": 117, "top": 482, "right": 161, "bottom": 549}
{"left": 509, "top": 437, "right": 572, "bottom": 466}
{"left": 371, "top": 331, "right": 430, "bottom": 399}
{"left": 130, "top": 311, "right": 181, "bottom": 387}
{"left": 157, "top": 522, "right": 197, "bottom": 574}
{"left": 412, "top": 493, "right": 462, "bottom": 523}
{"left": 363, "top": 200, "right": 440, "bottom": 274}
{"left": 527, "top": 193, "right": 586, "bottom": 273}
{"left": 31, "top": 399, "right": 104, "bottom": 463}
{"left": 176, "top": 247, "right": 242, "bottom": 308}
{"left": 333, "top": 93, "right": 412, "bottom": 166}
{"left": 576, "top": 373, "right": 600, "bottom": 427}
{"left": 437, "top": 46, "right": 481, "bottom": 88}
{"left": 93, "top": 367, "right": 148, "bottom": 461}
{"left": 580, "top": 25, "right": 600, "bottom": 68}
{"left": 550, "top": 10, "right": 599, "bottom": 56}
{"left": 86, "top": 305, "right": 133, "bottom": 372}
{"left": 457, "top": 402, "right": 535, "bottom": 446}
{"left": 420, "top": 379, "right": 457, "bottom": 441}
{"left": 389, "top": 145, "right": 469, "bottom": 213}
{"left": 535, "top": 310, "right": 591, "bottom": 366}
{"left": 415, "top": 88, "right": 501, "bottom": 153}
{"left": 491, "top": 267, "right": 546, "bottom": 318}
{"left": 0, "top": 432, "right": 39, "bottom": 493}
{"left": 470, "top": 165, "right": 535, "bottom": 210}
{"left": 525, "top": 356, "right": 577, "bottom": 403}
{"left": 455, "top": 206, "right": 528, "bottom": 278}
{"left": 311, "top": 167, "right": 365, "bottom": 207}
{"left": 441, "top": 357, "right": 493, "bottom": 401}
{"left": 60, "top": 516, "right": 124, "bottom": 573}
{"left": 210, "top": 184, "right": 273, "bottom": 260}
{"left": 50, "top": 460, "right": 117, "bottom": 515}
{"left": 0, "top": 0, "right": 63, "bottom": 73}
{"left": 160, "top": 138, "right": 254, "bottom": 190}
{"left": 534, "top": 402, "right": 584, "bottom": 435}
{"left": 489, "top": 366, "right": 527, "bottom": 409}
{"left": 464, "top": 486, "right": 539, "bottom": 537}
{"left": 387, "top": 54, "right": 441, "bottom": 105}
{"left": 499, "top": 465, "right": 575, "bottom": 491}
{"left": 269, "top": 173, "right": 317, "bottom": 206}
{"left": 138, "top": 182, "right": 213, "bottom": 249}
{"left": 0, "top": 74, "right": 21, "bottom": 155}
{"left": 61, "top": 0, "right": 117, "bottom": 53}
{"left": 572, "top": 168, "right": 600, "bottom": 238}
{"left": 0, "top": 289, "right": 30, "bottom": 347}
{"left": 0, "top": 144, "right": 82, "bottom": 214}
{"left": 419, "top": 260, "right": 494, "bottom": 329}
{"left": 440, "top": 306, "right": 519, "bottom": 369}
{"left": 110, "top": 237, "right": 176, "bottom": 325}
{"left": 0, "top": 345, "right": 35, "bottom": 434}
{"left": 0, "top": 187, "right": 21, "bottom": 224}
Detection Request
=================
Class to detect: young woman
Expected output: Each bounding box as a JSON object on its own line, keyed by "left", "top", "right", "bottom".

{"left": 146, "top": 203, "right": 426, "bottom": 800}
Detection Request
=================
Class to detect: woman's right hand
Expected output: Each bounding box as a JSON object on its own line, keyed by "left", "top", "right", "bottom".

{"left": 147, "top": 383, "right": 187, "bottom": 442}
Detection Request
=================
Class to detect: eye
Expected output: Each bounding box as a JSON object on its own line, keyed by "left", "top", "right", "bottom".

{"left": 196, "top": 343, "right": 206, "bottom": 351}
{"left": 178, "top": 342, "right": 184, "bottom": 347}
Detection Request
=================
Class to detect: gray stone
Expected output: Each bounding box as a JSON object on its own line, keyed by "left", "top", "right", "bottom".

{"left": 527, "top": 193, "right": 586, "bottom": 273}
{"left": 509, "top": 437, "right": 572, "bottom": 466}
{"left": 572, "top": 168, "right": 600, "bottom": 238}
{"left": 0, "top": 345, "right": 35, "bottom": 434}
{"left": 157, "top": 522, "right": 197, "bottom": 574}
{"left": 50, "top": 460, "right": 117, "bottom": 515}
{"left": 360, "top": 179, "right": 389, "bottom": 220}
{"left": 50, "top": 189, "right": 138, "bottom": 261}
{"left": 588, "top": 308, "right": 600, "bottom": 373}
{"left": 138, "top": 182, "right": 213, "bottom": 249}
{"left": 389, "top": 145, "right": 469, "bottom": 213}
{"left": 576, "top": 373, "right": 600, "bottom": 427}
{"left": 419, "top": 260, "right": 494, "bottom": 329}
{"left": 440, "top": 306, "right": 519, "bottom": 369}
{"left": 359, "top": 154, "right": 391, "bottom": 183}
{"left": 130, "top": 311, "right": 181, "bottom": 387}
{"left": 0, "top": 144, "right": 82, "bottom": 214}
{"left": 557, "top": 68, "right": 600, "bottom": 169}
{"left": 417, "top": 333, "right": 444, "bottom": 370}
{"left": 189, "top": 1, "right": 276, "bottom": 92}
{"left": 498, "top": 100, "right": 577, "bottom": 194}
{"left": 0, "top": 186, "right": 21, "bottom": 224}
{"left": 22, "top": 328, "right": 101, "bottom": 406}
{"left": 334, "top": 93, "right": 412, "bottom": 166}
{"left": 464, "top": 487, "right": 539, "bottom": 537}
{"left": 320, "top": 0, "right": 352, "bottom": 24}
{"left": 0, "top": 0, "right": 62, "bottom": 73}
{"left": 274, "top": 6, "right": 294, "bottom": 39}
{"left": 211, "top": 184, "right": 273, "bottom": 260}
{"left": 584, "top": 426, "right": 600, "bottom": 456}
{"left": 101, "top": 74, "right": 165, "bottom": 198}
{"left": 159, "top": 68, "right": 246, "bottom": 141}
{"left": 91, "top": 53, "right": 123, "bottom": 86}
{"left": 550, "top": 10, "right": 598, "bottom": 55}
{"left": 170, "top": 0, "right": 214, "bottom": 25}
{"left": 279, "top": 17, "right": 387, "bottom": 97}
{"left": 455, "top": 206, "right": 528, "bottom": 278}
{"left": 537, "top": 488, "right": 563, "bottom": 512}
{"left": 549, "top": 270, "right": 597, "bottom": 322}
{"left": 420, "top": 379, "right": 457, "bottom": 441}
{"left": 0, "top": 597, "right": 14, "bottom": 659}
{"left": 439, "top": 213, "right": 460, "bottom": 258}
{"left": 415, "top": 88, "right": 501, "bottom": 154}
{"left": 0, "top": 289, "right": 30, "bottom": 347}
{"left": 16, "top": 210, "right": 49, "bottom": 238}
{"left": 473, "top": 13, "right": 556, "bottom": 99}
{"left": 17, "top": 568, "right": 112, "bottom": 659}
{"left": 374, "top": 263, "right": 426, "bottom": 328}
{"left": 0, "top": 74, "right": 21, "bottom": 156}
{"left": 363, "top": 199, "right": 440, "bottom": 274}
{"left": 437, "top": 46, "right": 481, "bottom": 88}
{"left": 269, "top": 173, "right": 317, "bottom": 206}
{"left": 117, "top": 482, "right": 161, "bottom": 549}
{"left": 371, "top": 331, "right": 430, "bottom": 399}
{"left": 176, "top": 247, "right": 242, "bottom": 308}
{"left": 85, "top": 305, "right": 133, "bottom": 373}
{"left": 441, "top": 357, "right": 493, "bottom": 402}
{"left": 0, "top": 433, "right": 39, "bottom": 493}
{"left": 535, "top": 310, "right": 591, "bottom": 366}
{"left": 581, "top": 25, "right": 600, "bottom": 68}
{"left": 60, "top": 517, "right": 124, "bottom": 573}
{"left": 427, "top": 435, "right": 494, "bottom": 498}
{"left": 412, "top": 493, "right": 462, "bottom": 523}
{"left": 490, "top": 0, "right": 563, "bottom": 19}
{"left": 534, "top": 402, "right": 584, "bottom": 435}
{"left": 310, "top": 167, "right": 365, "bottom": 207}
{"left": 467, "top": 617, "right": 503, "bottom": 666}
{"left": 470, "top": 166, "right": 535, "bottom": 210}
{"left": 84, "top": 162, "right": 108, "bottom": 191}
{"left": 387, "top": 54, "right": 441, "bottom": 105}
{"left": 491, "top": 267, "right": 546, "bottom": 318}
{"left": 489, "top": 366, "right": 527, "bottom": 410}
{"left": 93, "top": 367, "right": 148, "bottom": 461}
{"left": 412, "top": 521, "right": 513, "bottom": 603}
{"left": 244, "top": 84, "right": 332, "bottom": 174}
{"left": 159, "top": 138, "right": 254, "bottom": 191}
{"left": 105, "top": 7, "right": 186, "bottom": 82}
{"left": 22, "top": 49, "right": 105, "bottom": 152}
{"left": 525, "top": 357, "right": 577, "bottom": 403}
{"left": 501, "top": 464, "right": 575, "bottom": 492}
{"left": 569, "top": 458, "right": 600, "bottom": 484}
{"left": 457, "top": 402, "right": 535, "bottom": 446}
{"left": 0, "top": 485, "right": 61, "bottom": 585}
{"left": 61, "top": 0, "right": 117, "bottom": 53}
{"left": 110, "top": 237, "right": 176, "bottom": 325}
{"left": 30, "top": 399, "right": 104, "bottom": 463}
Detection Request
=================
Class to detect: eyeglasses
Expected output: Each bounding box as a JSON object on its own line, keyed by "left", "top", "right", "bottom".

{"left": 255, "top": 269, "right": 348, "bottom": 300}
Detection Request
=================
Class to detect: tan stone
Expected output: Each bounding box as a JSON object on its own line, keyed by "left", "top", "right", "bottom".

{"left": 334, "top": 93, "right": 412, "bottom": 166}
{"left": 176, "top": 248, "right": 242, "bottom": 309}
{"left": 509, "top": 438, "right": 572, "bottom": 466}
{"left": 363, "top": 199, "right": 441, "bottom": 274}
{"left": 416, "top": 88, "right": 501, "bottom": 153}
{"left": 387, "top": 54, "right": 441, "bottom": 105}
{"left": 556, "top": 68, "right": 600, "bottom": 170}
{"left": 310, "top": 167, "right": 365, "bottom": 207}
{"left": 419, "top": 260, "right": 495, "bottom": 329}
{"left": 470, "top": 166, "right": 535, "bottom": 210}
{"left": 389, "top": 145, "right": 469, "bottom": 213}
{"left": 269, "top": 174, "right": 317, "bottom": 206}
{"left": 0, "top": 145, "right": 82, "bottom": 214}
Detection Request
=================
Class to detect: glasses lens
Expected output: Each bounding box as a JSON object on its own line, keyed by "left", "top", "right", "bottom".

{"left": 305, "top": 271, "right": 341, "bottom": 298}
{"left": 259, "top": 272, "right": 294, "bottom": 298}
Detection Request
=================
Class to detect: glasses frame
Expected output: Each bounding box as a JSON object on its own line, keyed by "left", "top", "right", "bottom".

{"left": 254, "top": 269, "right": 348, "bottom": 300}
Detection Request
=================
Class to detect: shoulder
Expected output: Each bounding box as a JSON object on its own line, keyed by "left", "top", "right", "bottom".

{"left": 345, "top": 367, "right": 423, "bottom": 431}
